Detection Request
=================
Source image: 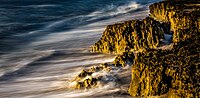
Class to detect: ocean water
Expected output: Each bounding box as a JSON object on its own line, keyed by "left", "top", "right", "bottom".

{"left": 0, "top": 0, "right": 161, "bottom": 98}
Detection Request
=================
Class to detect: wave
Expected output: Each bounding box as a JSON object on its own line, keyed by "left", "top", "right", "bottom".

{"left": 30, "top": 1, "right": 142, "bottom": 35}
{"left": 0, "top": 50, "right": 54, "bottom": 80}
{"left": 64, "top": 61, "right": 132, "bottom": 98}
{"left": 86, "top": 1, "right": 142, "bottom": 21}
{"left": 64, "top": 83, "right": 120, "bottom": 98}
{"left": 19, "top": 4, "right": 60, "bottom": 8}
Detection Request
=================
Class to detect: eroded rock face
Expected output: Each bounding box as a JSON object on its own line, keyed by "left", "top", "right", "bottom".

{"left": 149, "top": 0, "right": 200, "bottom": 43}
{"left": 90, "top": 17, "right": 169, "bottom": 54}
{"left": 129, "top": 29, "right": 200, "bottom": 97}
{"left": 124, "top": 2, "right": 200, "bottom": 97}
{"left": 128, "top": 50, "right": 171, "bottom": 96}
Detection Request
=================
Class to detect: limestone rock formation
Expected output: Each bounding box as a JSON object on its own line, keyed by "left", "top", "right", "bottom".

{"left": 90, "top": 17, "right": 169, "bottom": 54}
{"left": 128, "top": 45, "right": 199, "bottom": 97}
{"left": 129, "top": 28, "right": 200, "bottom": 97}
{"left": 128, "top": 1, "right": 200, "bottom": 97}
{"left": 128, "top": 50, "right": 171, "bottom": 96}
{"left": 149, "top": 0, "right": 200, "bottom": 43}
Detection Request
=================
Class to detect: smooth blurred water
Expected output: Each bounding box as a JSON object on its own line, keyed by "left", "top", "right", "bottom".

{"left": 0, "top": 0, "right": 161, "bottom": 97}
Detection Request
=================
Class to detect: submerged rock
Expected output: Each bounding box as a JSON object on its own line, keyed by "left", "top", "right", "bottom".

{"left": 75, "top": 77, "right": 98, "bottom": 89}
{"left": 90, "top": 17, "right": 169, "bottom": 54}
{"left": 70, "top": 63, "right": 117, "bottom": 89}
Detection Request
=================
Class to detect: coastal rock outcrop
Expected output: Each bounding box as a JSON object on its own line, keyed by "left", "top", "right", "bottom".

{"left": 70, "top": 52, "right": 136, "bottom": 89}
{"left": 128, "top": 0, "right": 200, "bottom": 97}
{"left": 129, "top": 19, "right": 200, "bottom": 98}
{"left": 70, "top": 63, "right": 113, "bottom": 89}
{"left": 90, "top": 17, "right": 169, "bottom": 54}
{"left": 149, "top": 0, "right": 200, "bottom": 43}
{"left": 128, "top": 50, "right": 171, "bottom": 96}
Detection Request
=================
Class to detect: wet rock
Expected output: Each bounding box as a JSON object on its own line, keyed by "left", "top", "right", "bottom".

{"left": 90, "top": 17, "right": 169, "bottom": 54}
{"left": 71, "top": 69, "right": 99, "bottom": 89}
{"left": 75, "top": 77, "right": 98, "bottom": 89}
{"left": 71, "top": 0, "right": 200, "bottom": 96}
{"left": 70, "top": 63, "right": 115, "bottom": 89}
{"left": 73, "top": 69, "right": 93, "bottom": 82}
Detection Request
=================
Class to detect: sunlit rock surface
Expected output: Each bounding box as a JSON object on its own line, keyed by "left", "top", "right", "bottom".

{"left": 149, "top": 0, "right": 200, "bottom": 43}
{"left": 129, "top": 31, "right": 200, "bottom": 97}
{"left": 90, "top": 17, "right": 169, "bottom": 54}
{"left": 128, "top": 0, "right": 200, "bottom": 97}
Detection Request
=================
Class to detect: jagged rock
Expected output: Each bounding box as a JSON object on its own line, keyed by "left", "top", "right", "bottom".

{"left": 73, "top": 69, "right": 93, "bottom": 82}
{"left": 90, "top": 17, "right": 169, "bottom": 54}
{"left": 149, "top": 0, "right": 200, "bottom": 43}
{"left": 71, "top": 0, "right": 200, "bottom": 96}
{"left": 166, "top": 64, "right": 199, "bottom": 98}
{"left": 71, "top": 69, "right": 99, "bottom": 89}
{"left": 75, "top": 77, "right": 98, "bottom": 89}
{"left": 70, "top": 63, "right": 114, "bottom": 89}
{"left": 128, "top": 50, "right": 171, "bottom": 96}
{"left": 171, "top": 10, "right": 200, "bottom": 43}
{"left": 129, "top": 29, "right": 200, "bottom": 97}
{"left": 114, "top": 52, "right": 135, "bottom": 67}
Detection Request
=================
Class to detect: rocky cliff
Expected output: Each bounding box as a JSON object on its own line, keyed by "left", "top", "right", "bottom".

{"left": 149, "top": 0, "right": 200, "bottom": 42}
{"left": 90, "top": 17, "right": 169, "bottom": 54}
{"left": 129, "top": 29, "right": 200, "bottom": 97}
{"left": 128, "top": 0, "right": 200, "bottom": 97}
